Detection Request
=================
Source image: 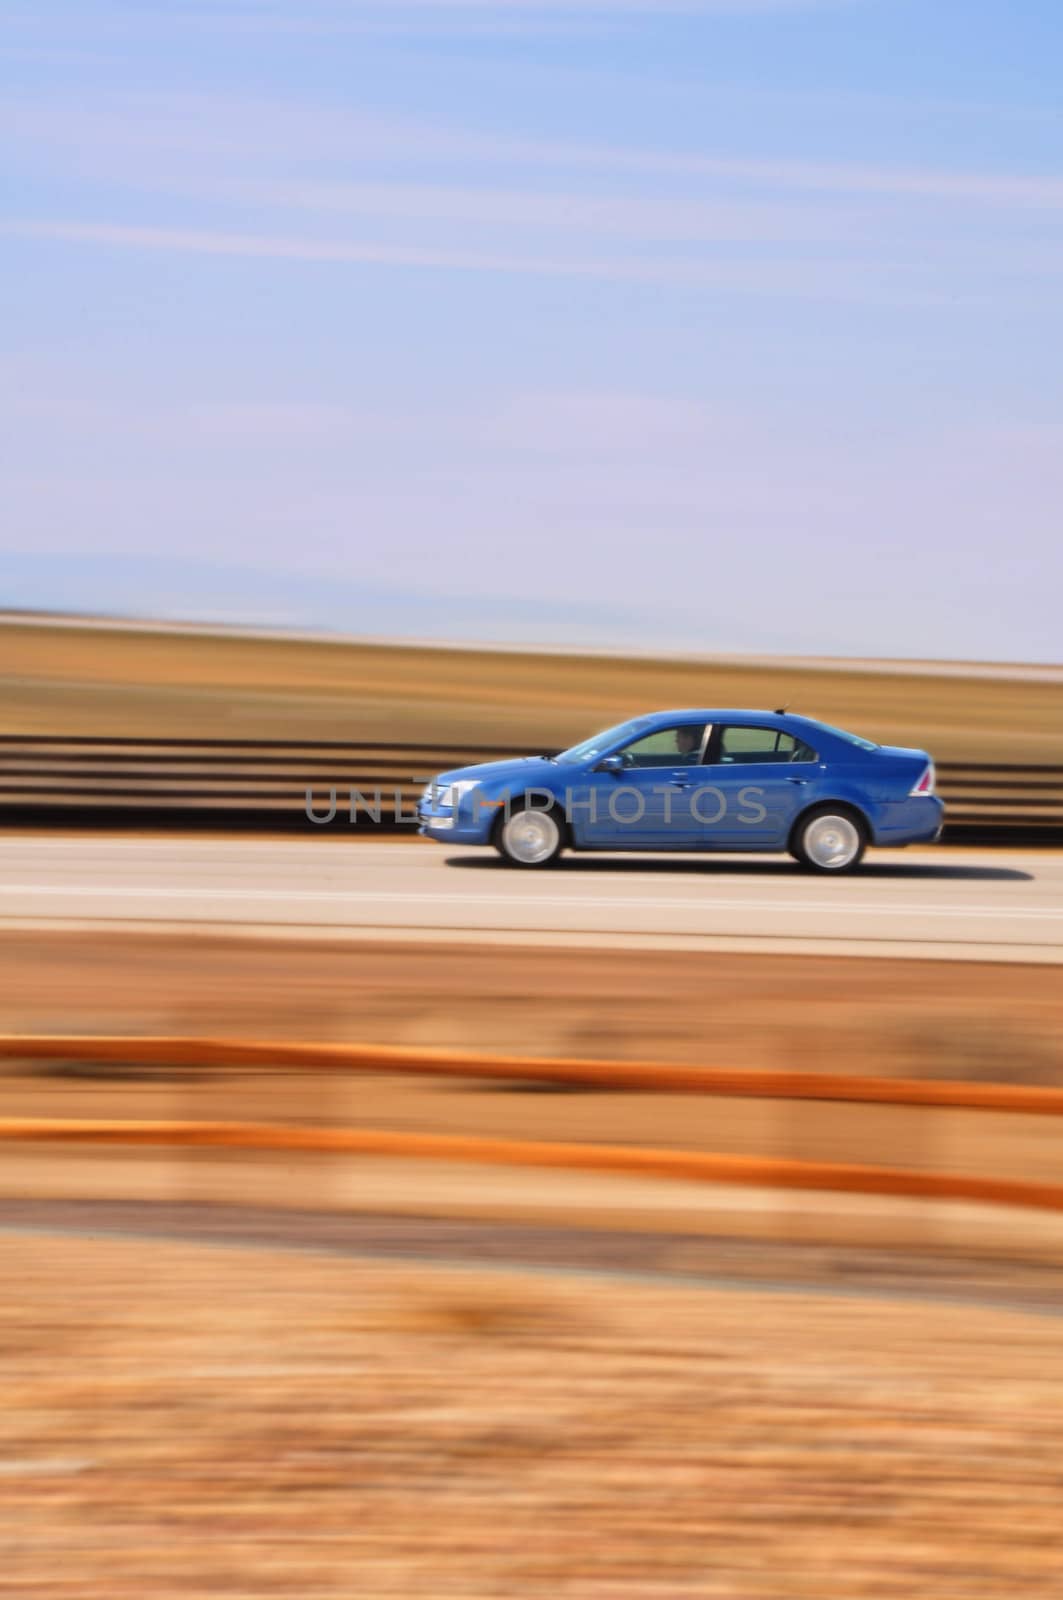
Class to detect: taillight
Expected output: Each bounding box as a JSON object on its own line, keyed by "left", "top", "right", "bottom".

{"left": 910, "top": 763, "right": 935, "bottom": 796}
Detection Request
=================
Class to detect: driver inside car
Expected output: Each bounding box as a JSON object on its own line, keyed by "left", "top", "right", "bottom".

{"left": 674, "top": 727, "right": 702, "bottom": 762}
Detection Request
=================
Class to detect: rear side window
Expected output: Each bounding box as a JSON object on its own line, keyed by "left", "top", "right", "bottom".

{"left": 717, "top": 727, "right": 817, "bottom": 764}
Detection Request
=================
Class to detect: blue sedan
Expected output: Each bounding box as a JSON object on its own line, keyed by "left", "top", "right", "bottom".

{"left": 417, "top": 710, "right": 944, "bottom": 872}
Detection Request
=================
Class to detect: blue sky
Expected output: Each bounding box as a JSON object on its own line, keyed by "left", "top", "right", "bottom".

{"left": 3, "top": 0, "right": 1062, "bottom": 661}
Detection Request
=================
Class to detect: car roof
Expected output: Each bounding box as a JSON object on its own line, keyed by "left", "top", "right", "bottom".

{"left": 650, "top": 709, "right": 819, "bottom": 726}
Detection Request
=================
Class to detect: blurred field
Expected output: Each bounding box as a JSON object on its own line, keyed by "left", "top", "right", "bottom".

{"left": 3, "top": 616, "right": 1061, "bottom": 760}
{"left": 4, "top": 932, "right": 1063, "bottom": 1260}
{"left": 4, "top": 1231, "right": 1063, "bottom": 1598}
{"left": 3, "top": 931, "right": 1061, "bottom": 1081}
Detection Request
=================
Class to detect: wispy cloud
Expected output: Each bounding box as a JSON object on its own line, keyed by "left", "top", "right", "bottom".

{"left": 153, "top": 176, "right": 862, "bottom": 245}
{"left": 1, "top": 0, "right": 859, "bottom": 50}
{"left": 0, "top": 218, "right": 963, "bottom": 306}
{"left": 283, "top": 0, "right": 840, "bottom": 9}
{"left": 429, "top": 127, "right": 1063, "bottom": 208}
{"left": 8, "top": 88, "right": 1063, "bottom": 212}
{"left": 209, "top": 167, "right": 1063, "bottom": 221}
{"left": 81, "top": 0, "right": 857, "bottom": 18}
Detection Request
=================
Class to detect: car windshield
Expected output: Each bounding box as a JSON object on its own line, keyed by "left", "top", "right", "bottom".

{"left": 815, "top": 721, "right": 879, "bottom": 753}
{"left": 557, "top": 718, "right": 652, "bottom": 763}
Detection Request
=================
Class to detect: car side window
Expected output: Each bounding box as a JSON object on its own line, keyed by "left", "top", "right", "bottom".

{"left": 615, "top": 724, "right": 709, "bottom": 768}
{"left": 716, "top": 727, "right": 817, "bottom": 765}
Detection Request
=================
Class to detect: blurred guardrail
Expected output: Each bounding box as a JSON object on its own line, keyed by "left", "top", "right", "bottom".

{"left": 4, "top": 1032, "right": 1063, "bottom": 1114}
{"left": 6, "top": 1113, "right": 1063, "bottom": 1215}
{"left": 4, "top": 1035, "right": 1063, "bottom": 1215}
{"left": 0, "top": 737, "right": 1060, "bottom": 844}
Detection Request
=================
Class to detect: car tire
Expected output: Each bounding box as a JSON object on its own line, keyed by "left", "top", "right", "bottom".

{"left": 791, "top": 805, "right": 867, "bottom": 873}
{"left": 494, "top": 803, "right": 566, "bottom": 868}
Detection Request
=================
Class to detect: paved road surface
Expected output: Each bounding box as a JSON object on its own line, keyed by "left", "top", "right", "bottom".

{"left": 1, "top": 836, "right": 1060, "bottom": 960}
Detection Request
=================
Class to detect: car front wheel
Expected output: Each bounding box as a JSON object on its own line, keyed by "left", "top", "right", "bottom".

{"left": 791, "top": 807, "right": 867, "bottom": 873}
{"left": 495, "top": 806, "right": 565, "bottom": 868}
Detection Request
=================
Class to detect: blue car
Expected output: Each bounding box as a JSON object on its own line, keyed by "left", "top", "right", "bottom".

{"left": 417, "top": 710, "right": 944, "bottom": 872}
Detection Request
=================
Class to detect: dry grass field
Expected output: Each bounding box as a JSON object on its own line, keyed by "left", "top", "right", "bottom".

{"left": 3, "top": 930, "right": 1061, "bottom": 1083}
{"left": 3, "top": 616, "right": 1060, "bottom": 760}
{"left": 4, "top": 1232, "right": 1063, "bottom": 1598}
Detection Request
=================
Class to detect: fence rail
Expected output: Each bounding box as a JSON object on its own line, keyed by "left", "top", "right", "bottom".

{"left": 6, "top": 1113, "right": 1063, "bottom": 1216}
{"left": 1, "top": 737, "right": 1061, "bottom": 843}
{"left": 5, "top": 1035, "right": 1063, "bottom": 1217}
{"left": 4, "top": 1032, "right": 1063, "bottom": 1114}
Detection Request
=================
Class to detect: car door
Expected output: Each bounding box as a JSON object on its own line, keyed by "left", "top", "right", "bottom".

{"left": 698, "top": 725, "right": 819, "bottom": 847}
{"left": 573, "top": 722, "right": 710, "bottom": 848}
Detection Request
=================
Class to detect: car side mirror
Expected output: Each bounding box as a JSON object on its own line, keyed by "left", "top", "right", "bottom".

{"left": 597, "top": 754, "right": 624, "bottom": 774}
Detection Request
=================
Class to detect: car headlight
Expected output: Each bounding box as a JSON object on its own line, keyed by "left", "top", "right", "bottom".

{"left": 437, "top": 780, "right": 479, "bottom": 809}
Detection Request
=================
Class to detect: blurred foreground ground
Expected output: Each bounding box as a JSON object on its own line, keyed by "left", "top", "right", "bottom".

{"left": 4, "top": 1231, "right": 1063, "bottom": 1598}
{"left": 2, "top": 776, "right": 1061, "bottom": 1593}
{"left": 4, "top": 930, "right": 1063, "bottom": 1259}
{"left": 3, "top": 930, "right": 1060, "bottom": 1080}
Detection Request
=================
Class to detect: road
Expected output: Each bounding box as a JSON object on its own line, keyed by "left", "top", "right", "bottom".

{"left": 0, "top": 835, "right": 1060, "bottom": 960}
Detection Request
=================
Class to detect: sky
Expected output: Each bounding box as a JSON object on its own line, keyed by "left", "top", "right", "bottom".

{"left": 3, "top": 0, "right": 1062, "bottom": 662}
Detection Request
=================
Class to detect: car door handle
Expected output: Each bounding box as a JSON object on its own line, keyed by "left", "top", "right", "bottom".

{"left": 786, "top": 776, "right": 809, "bottom": 785}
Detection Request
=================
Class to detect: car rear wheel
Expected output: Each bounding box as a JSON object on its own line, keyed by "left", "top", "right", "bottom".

{"left": 791, "top": 807, "right": 866, "bottom": 873}
{"left": 495, "top": 806, "right": 565, "bottom": 868}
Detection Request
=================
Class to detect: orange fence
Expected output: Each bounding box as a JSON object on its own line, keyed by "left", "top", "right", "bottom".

{"left": 2, "top": 1115, "right": 1063, "bottom": 1215}
{"left": 5, "top": 1034, "right": 1063, "bottom": 1217}
{"left": 2, "top": 1034, "right": 1062, "bottom": 1117}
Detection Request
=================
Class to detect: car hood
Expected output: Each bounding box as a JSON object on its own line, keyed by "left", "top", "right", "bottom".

{"left": 433, "top": 756, "right": 562, "bottom": 788}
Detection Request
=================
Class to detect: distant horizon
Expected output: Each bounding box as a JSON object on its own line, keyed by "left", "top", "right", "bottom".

{"left": 4, "top": 605, "right": 1060, "bottom": 680}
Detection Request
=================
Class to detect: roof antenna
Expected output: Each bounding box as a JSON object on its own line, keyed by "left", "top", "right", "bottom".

{"left": 773, "top": 702, "right": 790, "bottom": 715}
